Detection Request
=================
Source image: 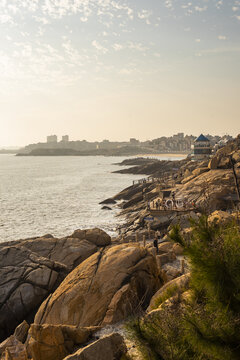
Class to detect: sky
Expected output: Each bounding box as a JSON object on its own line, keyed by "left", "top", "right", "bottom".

{"left": 0, "top": 0, "right": 240, "bottom": 147}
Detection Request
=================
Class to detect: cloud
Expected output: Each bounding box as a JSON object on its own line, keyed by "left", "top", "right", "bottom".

{"left": 198, "top": 47, "right": 240, "bottom": 55}
{"left": 218, "top": 35, "right": 227, "bottom": 40}
{"left": 128, "top": 42, "right": 148, "bottom": 52}
{"left": 92, "top": 40, "right": 108, "bottom": 54}
{"left": 195, "top": 6, "right": 208, "bottom": 12}
{"left": 112, "top": 43, "right": 123, "bottom": 51}
{"left": 0, "top": 14, "right": 13, "bottom": 24}
{"left": 137, "top": 9, "right": 152, "bottom": 24}
{"left": 165, "top": 1, "right": 173, "bottom": 10}
{"left": 33, "top": 16, "right": 49, "bottom": 25}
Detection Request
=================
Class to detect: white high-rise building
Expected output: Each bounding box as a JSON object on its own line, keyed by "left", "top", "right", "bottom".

{"left": 47, "top": 135, "right": 57, "bottom": 143}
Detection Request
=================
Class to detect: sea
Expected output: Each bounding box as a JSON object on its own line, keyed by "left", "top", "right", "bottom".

{"left": 0, "top": 154, "right": 185, "bottom": 242}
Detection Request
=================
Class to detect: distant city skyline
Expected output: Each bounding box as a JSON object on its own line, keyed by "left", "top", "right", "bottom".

{"left": 1, "top": 0, "right": 240, "bottom": 147}
{"left": 0, "top": 132, "right": 234, "bottom": 150}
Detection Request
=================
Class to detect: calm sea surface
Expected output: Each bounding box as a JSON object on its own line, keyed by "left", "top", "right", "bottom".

{"left": 0, "top": 154, "right": 184, "bottom": 242}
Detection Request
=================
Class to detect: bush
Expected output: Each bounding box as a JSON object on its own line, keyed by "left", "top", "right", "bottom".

{"left": 126, "top": 215, "right": 240, "bottom": 360}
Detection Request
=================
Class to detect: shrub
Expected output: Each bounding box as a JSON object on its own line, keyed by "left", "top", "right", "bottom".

{"left": 126, "top": 215, "right": 240, "bottom": 360}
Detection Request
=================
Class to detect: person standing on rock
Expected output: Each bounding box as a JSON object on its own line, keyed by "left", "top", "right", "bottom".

{"left": 156, "top": 230, "right": 161, "bottom": 241}
{"left": 153, "top": 235, "right": 159, "bottom": 254}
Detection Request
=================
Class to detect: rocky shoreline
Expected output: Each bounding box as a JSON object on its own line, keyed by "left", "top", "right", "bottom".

{"left": 0, "top": 135, "right": 240, "bottom": 360}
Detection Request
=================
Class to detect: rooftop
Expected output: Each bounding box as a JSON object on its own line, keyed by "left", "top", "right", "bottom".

{"left": 195, "top": 134, "right": 210, "bottom": 142}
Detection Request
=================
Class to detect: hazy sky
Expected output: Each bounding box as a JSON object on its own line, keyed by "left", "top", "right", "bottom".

{"left": 1, "top": 0, "right": 240, "bottom": 146}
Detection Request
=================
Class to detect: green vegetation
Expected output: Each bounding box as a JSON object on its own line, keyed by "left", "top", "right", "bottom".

{"left": 126, "top": 215, "right": 240, "bottom": 360}
{"left": 153, "top": 283, "right": 180, "bottom": 309}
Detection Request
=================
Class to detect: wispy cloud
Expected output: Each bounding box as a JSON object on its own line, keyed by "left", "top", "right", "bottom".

{"left": 137, "top": 9, "right": 152, "bottom": 24}
{"left": 92, "top": 40, "right": 108, "bottom": 54}
{"left": 218, "top": 35, "right": 227, "bottom": 40}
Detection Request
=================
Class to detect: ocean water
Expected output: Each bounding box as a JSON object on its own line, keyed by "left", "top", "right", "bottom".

{"left": 0, "top": 154, "right": 184, "bottom": 242}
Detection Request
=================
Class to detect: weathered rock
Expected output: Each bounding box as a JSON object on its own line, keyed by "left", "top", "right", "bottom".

{"left": 147, "top": 273, "right": 190, "bottom": 312}
{"left": 71, "top": 228, "right": 111, "bottom": 247}
{"left": 122, "top": 194, "right": 144, "bottom": 209}
{"left": 0, "top": 335, "right": 27, "bottom": 360}
{"left": 99, "top": 198, "right": 116, "bottom": 205}
{"left": 218, "top": 156, "right": 231, "bottom": 169}
{"left": 14, "top": 321, "right": 29, "bottom": 343}
{"left": 232, "top": 150, "right": 240, "bottom": 164}
{"left": 101, "top": 206, "right": 112, "bottom": 210}
{"left": 0, "top": 236, "right": 98, "bottom": 271}
{"left": 0, "top": 246, "right": 68, "bottom": 341}
{"left": 169, "top": 212, "right": 199, "bottom": 230}
{"left": 176, "top": 169, "right": 237, "bottom": 211}
{"left": 113, "top": 183, "right": 144, "bottom": 201}
{"left": 208, "top": 156, "right": 219, "bottom": 170}
{"left": 158, "top": 242, "right": 173, "bottom": 254}
{"left": 27, "top": 324, "right": 98, "bottom": 360}
{"left": 162, "top": 264, "right": 182, "bottom": 282}
{"left": 150, "top": 216, "right": 173, "bottom": 231}
{"left": 181, "top": 174, "right": 196, "bottom": 184}
{"left": 35, "top": 245, "right": 160, "bottom": 327}
{"left": 208, "top": 210, "right": 233, "bottom": 225}
{"left": 172, "top": 243, "right": 184, "bottom": 256}
{"left": 63, "top": 333, "right": 127, "bottom": 360}
{"left": 192, "top": 167, "right": 209, "bottom": 177}
{"left": 157, "top": 253, "right": 175, "bottom": 267}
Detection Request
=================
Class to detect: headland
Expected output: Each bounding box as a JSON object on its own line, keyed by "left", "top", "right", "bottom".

{"left": 0, "top": 134, "right": 240, "bottom": 360}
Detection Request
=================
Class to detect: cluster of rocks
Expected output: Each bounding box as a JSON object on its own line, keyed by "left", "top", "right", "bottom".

{"left": 102, "top": 136, "right": 240, "bottom": 240}
{"left": 1, "top": 135, "right": 240, "bottom": 360}
{"left": 0, "top": 226, "right": 176, "bottom": 360}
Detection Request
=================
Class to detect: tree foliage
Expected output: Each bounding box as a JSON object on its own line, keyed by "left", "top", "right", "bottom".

{"left": 127, "top": 215, "right": 240, "bottom": 360}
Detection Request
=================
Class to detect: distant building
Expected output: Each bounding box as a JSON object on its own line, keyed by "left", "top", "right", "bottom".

{"left": 192, "top": 134, "right": 212, "bottom": 160}
{"left": 47, "top": 135, "right": 57, "bottom": 143}
{"left": 62, "top": 135, "right": 69, "bottom": 142}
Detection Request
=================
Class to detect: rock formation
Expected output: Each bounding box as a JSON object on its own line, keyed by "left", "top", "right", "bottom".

{"left": 27, "top": 324, "right": 99, "bottom": 360}
{"left": 0, "top": 228, "right": 111, "bottom": 341}
{"left": 0, "top": 245, "right": 67, "bottom": 341}
{"left": 63, "top": 333, "right": 127, "bottom": 360}
{"left": 34, "top": 245, "right": 160, "bottom": 328}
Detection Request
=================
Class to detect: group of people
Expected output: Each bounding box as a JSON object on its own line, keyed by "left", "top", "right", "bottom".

{"left": 148, "top": 193, "right": 195, "bottom": 211}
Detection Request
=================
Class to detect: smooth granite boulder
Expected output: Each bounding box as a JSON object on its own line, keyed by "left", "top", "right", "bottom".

{"left": 147, "top": 273, "right": 190, "bottom": 312}
{"left": 71, "top": 228, "right": 111, "bottom": 247}
{"left": 34, "top": 245, "right": 160, "bottom": 328}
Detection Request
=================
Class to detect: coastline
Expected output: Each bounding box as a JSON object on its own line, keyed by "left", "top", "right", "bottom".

{"left": 0, "top": 135, "right": 240, "bottom": 359}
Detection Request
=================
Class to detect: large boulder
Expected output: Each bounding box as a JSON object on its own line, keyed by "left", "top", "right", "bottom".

{"left": 71, "top": 228, "right": 111, "bottom": 247}
{"left": 176, "top": 169, "right": 237, "bottom": 211}
{"left": 147, "top": 273, "right": 190, "bottom": 312}
{"left": 34, "top": 245, "right": 160, "bottom": 327}
{"left": 0, "top": 235, "right": 100, "bottom": 271}
{"left": 63, "top": 333, "right": 127, "bottom": 360}
{"left": 27, "top": 324, "right": 98, "bottom": 360}
{"left": 0, "top": 246, "right": 68, "bottom": 341}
